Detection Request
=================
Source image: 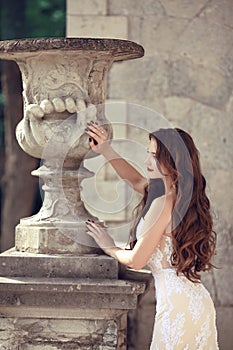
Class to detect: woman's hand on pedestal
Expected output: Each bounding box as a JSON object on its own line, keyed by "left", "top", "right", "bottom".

{"left": 85, "top": 220, "right": 116, "bottom": 250}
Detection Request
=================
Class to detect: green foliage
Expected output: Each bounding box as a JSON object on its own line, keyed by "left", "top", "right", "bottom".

{"left": 25, "top": 0, "right": 66, "bottom": 38}
{"left": 0, "top": 92, "right": 5, "bottom": 110}
{"left": 0, "top": 0, "right": 66, "bottom": 150}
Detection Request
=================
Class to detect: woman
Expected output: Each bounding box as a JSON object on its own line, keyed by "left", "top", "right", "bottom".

{"left": 85, "top": 123, "right": 219, "bottom": 349}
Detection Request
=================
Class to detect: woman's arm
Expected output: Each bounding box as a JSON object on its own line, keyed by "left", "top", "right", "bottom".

{"left": 101, "top": 145, "right": 147, "bottom": 194}
{"left": 85, "top": 121, "right": 147, "bottom": 194}
{"left": 86, "top": 194, "right": 173, "bottom": 269}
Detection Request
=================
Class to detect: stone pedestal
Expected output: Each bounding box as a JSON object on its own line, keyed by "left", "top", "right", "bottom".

{"left": 0, "top": 249, "right": 147, "bottom": 349}
{"left": 0, "top": 37, "right": 146, "bottom": 349}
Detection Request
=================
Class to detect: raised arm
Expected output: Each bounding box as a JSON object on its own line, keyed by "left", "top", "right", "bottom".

{"left": 85, "top": 121, "right": 147, "bottom": 194}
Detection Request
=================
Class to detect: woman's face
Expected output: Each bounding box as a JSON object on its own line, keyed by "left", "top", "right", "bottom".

{"left": 145, "top": 138, "right": 166, "bottom": 179}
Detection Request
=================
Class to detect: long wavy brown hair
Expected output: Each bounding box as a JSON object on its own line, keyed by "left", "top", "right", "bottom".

{"left": 131, "top": 128, "right": 216, "bottom": 283}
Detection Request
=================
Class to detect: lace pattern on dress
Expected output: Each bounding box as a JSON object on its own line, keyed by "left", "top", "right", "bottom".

{"left": 136, "top": 218, "right": 218, "bottom": 349}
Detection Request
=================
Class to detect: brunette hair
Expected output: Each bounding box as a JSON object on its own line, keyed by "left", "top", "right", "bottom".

{"left": 131, "top": 128, "right": 216, "bottom": 282}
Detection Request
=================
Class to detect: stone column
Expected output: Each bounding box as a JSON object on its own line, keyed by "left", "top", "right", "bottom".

{"left": 0, "top": 38, "right": 147, "bottom": 349}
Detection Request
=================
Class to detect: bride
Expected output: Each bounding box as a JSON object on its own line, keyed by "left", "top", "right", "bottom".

{"left": 85, "top": 124, "right": 218, "bottom": 349}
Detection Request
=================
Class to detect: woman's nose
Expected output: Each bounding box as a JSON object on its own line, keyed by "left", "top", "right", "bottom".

{"left": 144, "top": 154, "right": 151, "bottom": 165}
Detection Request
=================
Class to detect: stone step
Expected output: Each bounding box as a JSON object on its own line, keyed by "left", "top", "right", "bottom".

{"left": 0, "top": 249, "right": 119, "bottom": 279}
{"left": 0, "top": 276, "right": 145, "bottom": 310}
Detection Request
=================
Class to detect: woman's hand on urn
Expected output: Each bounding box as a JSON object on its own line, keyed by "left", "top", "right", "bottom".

{"left": 85, "top": 121, "right": 111, "bottom": 154}
{"left": 86, "top": 220, "right": 116, "bottom": 250}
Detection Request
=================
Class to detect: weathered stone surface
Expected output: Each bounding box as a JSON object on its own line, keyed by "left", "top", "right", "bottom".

{"left": 109, "top": 57, "right": 169, "bottom": 100}
{"left": 201, "top": 270, "right": 218, "bottom": 304}
{"left": 108, "top": 0, "right": 166, "bottom": 16}
{"left": 15, "top": 224, "right": 102, "bottom": 254}
{"left": 0, "top": 275, "right": 143, "bottom": 348}
{"left": 162, "top": 0, "right": 209, "bottom": 18}
{"left": 164, "top": 99, "right": 233, "bottom": 174}
{"left": 207, "top": 170, "right": 233, "bottom": 225}
{"left": 213, "top": 266, "right": 233, "bottom": 306}
{"left": 67, "top": 0, "right": 107, "bottom": 15}
{"left": 128, "top": 98, "right": 165, "bottom": 117}
{"left": 169, "top": 58, "right": 232, "bottom": 109}
{"left": 67, "top": 15, "right": 128, "bottom": 40}
{"left": 187, "top": 103, "right": 233, "bottom": 170}
{"left": 216, "top": 307, "right": 233, "bottom": 350}
{"left": 0, "top": 313, "right": 124, "bottom": 350}
{"left": 129, "top": 16, "right": 189, "bottom": 56}
{"left": 164, "top": 96, "right": 194, "bottom": 131}
{"left": 173, "top": 16, "right": 233, "bottom": 74}
{"left": 0, "top": 250, "right": 118, "bottom": 279}
{"left": 0, "top": 38, "right": 144, "bottom": 62}
{"left": 226, "top": 92, "right": 233, "bottom": 113}
{"left": 201, "top": 0, "right": 233, "bottom": 31}
{"left": 0, "top": 270, "right": 147, "bottom": 350}
{"left": 0, "top": 276, "right": 145, "bottom": 309}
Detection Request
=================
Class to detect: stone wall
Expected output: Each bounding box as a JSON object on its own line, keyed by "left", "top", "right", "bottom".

{"left": 67, "top": 1, "right": 233, "bottom": 349}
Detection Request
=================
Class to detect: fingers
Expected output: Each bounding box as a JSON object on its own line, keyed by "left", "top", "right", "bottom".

{"left": 88, "top": 121, "right": 105, "bottom": 134}
{"left": 85, "top": 220, "right": 103, "bottom": 241}
{"left": 85, "top": 121, "right": 107, "bottom": 141}
{"left": 85, "top": 220, "right": 102, "bottom": 234}
{"left": 85, "top": 220, "right": 105, "bottom": 236}
{"left": 89, "top": 137, "right": 98, "bottom": 146}
{"left": 85, "top": 220, "right": 115, "bottom": 250}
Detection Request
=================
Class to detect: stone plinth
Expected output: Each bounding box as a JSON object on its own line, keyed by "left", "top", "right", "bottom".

{"left": 0, "top": 276, "right": 144, "bottom": 309}
{"left": 0, "top": 307, "right": 127, "bottom": 349}
{"left": 0, "top": 249, "right": 119, "bottom": 279}
{"left": 15, "top": 223, "right": 102, "bottom": 255}
{"left": 0, "top": 249, "right": 147, "bottom": 349}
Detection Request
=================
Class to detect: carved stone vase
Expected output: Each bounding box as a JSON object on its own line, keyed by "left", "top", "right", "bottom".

{"left": 0, "top": 38, "right": 144, "bottom": 254}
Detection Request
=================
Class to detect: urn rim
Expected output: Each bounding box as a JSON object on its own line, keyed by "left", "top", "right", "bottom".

{"left": 0, "top": 37, "right": 144, "bottom": 61}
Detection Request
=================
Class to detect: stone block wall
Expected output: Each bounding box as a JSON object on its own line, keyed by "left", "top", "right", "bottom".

{"left": 67, "top": 1, "right": 233, "bottom": 349}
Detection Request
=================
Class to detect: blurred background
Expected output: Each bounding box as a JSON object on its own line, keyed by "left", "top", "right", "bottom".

{"left": 0, "top": 1, "right": 232, "bottom": 349}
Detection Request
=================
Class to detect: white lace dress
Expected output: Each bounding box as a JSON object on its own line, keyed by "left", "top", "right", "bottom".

{"left": 136, "top": 219, "right": 219, "bottom": 350}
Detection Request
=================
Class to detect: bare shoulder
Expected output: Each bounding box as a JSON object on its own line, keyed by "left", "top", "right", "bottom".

{"left": 140, "top": 192, "right": 175, "bottom": 238}
{"left": 146, "top": 191, "right": 175, "bottom": 217}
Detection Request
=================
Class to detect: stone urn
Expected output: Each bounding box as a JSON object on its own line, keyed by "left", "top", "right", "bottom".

{"left": 0, "top": 37, "right": 144, "bottom": 254}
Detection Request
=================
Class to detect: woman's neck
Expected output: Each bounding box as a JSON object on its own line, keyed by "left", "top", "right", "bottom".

{"left": 164, "top": 176, "right": 175, "bottom": 195}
